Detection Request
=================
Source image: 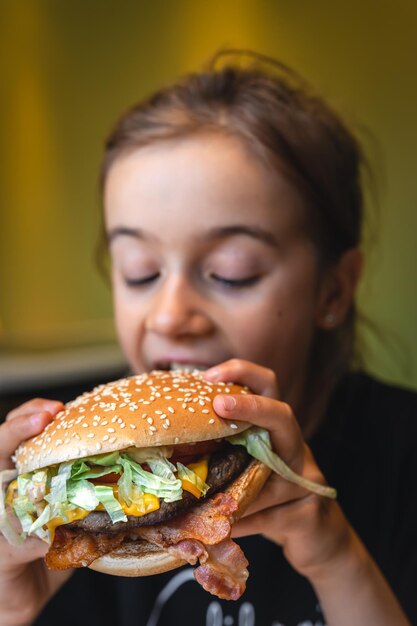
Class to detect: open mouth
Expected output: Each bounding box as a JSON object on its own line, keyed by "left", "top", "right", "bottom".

{"left": 154, "top": 362, "right": 208, "bottom": 372}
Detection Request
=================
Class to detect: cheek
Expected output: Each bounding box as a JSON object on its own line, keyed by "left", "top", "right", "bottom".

{"left": 112, "top": 284, "right": 144, "bottom": 368}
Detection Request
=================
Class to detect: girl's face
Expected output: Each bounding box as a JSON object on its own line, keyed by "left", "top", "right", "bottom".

{"left": 104, "top": 134, "right": 324, "bottom": 410}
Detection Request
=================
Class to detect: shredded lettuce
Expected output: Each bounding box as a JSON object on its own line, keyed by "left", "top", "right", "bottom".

{"left": 70, "top": 460, "right": 122, "bottom": 481}
{"left": 228, "top": 426, "right": 337, "bottom": 499}
{"left": 29, "top": 503, "right": 51, "bottom": 534}
{"left": 45, "top": 462, "right": 72, "bottom": 507}
{"left": 2, "top": 443, "right": 218, "bottom": 545}
{"left": 121, "top": 454, "right": 183, "bottom": 502}
{"left": 13, "top": 495, "right": 36, "bottom": 533}
{"left": 176, "top": 463, "right": 209, "bottom": 497}
{"left": 94, "top": 485, "right": 127, "bottom": 523}
{"left": 126, "top": 445, "right": 173, "bottom": 464}
{"left": 0, "top": 468, "right": 23, "bottom": 546}
{"left": 67, "top": 479, "right": 99, "bottom": 511}
{"left": 117, "top": 457, "right": 134, "bottom": 505}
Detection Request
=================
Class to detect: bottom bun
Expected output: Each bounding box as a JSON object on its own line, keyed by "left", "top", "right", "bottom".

{"left": 89, "top": 459, "right": 271, "bottom": 577}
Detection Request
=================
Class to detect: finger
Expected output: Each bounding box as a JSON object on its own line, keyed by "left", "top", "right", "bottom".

{"left": 231, "top": 494, "right": 316, "bottom": 541}
{"left": 213, "top": 392, "right": 304, "bottom": 462}
{"left": 0, "top": 535, "right": 49, "bottom": 568}
{"left": 0, "top": 412, "right": 54, "bottom": 469}
{"left": 205, "top": 359, "right": 278, "bottom": 398}
{"left": 6, "top": 399, "right": 64, "bottom": 422}
{"left": 240, "top": 474, "right": 307, "bottom": 516}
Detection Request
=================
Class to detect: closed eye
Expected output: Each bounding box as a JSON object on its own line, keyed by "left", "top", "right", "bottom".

{"left": 210, "top": 273, "right": 260, "bottom": 288}
{"left": 124, "top": 272, "right": 160, "bottom": 287}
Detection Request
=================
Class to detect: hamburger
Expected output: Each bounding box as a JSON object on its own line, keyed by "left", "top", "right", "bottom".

{"left": 1, "top": 369, "right": 336, "bottom": 600}
{"left": 1, "top": 370, "right": 271, "bottom": 600}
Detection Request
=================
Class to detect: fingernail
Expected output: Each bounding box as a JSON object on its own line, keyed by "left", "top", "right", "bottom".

{"left": 204, "top": 367, "right": 220, "bottom": 381}
{"left": 220, "top": 395, "right": 236, "bottom": 411}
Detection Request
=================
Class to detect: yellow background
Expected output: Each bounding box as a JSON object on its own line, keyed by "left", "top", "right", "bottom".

{"left": 1, "top": 1, "right": 416, "bottom": 390}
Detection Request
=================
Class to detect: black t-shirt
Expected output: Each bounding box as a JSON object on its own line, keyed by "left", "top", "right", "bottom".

{"left": 33, "top": 372, "right": 417, "bottom": 626}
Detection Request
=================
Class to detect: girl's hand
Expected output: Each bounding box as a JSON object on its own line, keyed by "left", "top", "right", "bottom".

{"left": 205, "top": 359, "right": 352, "bottom": 582}
{"left": 0, "top": 399, "right": 73, "bottom": 626}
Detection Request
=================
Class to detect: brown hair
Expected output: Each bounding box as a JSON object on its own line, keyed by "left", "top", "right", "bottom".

{"left": 100, "top": 50, "right": 367, "bottom": 405}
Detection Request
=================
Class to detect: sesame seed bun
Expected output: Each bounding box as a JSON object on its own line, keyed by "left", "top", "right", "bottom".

{"left": 89, "top": 458, "right": 271, "bottom": 577}
{"left": 15, "top": 370, "right": 252, "bottom": 474}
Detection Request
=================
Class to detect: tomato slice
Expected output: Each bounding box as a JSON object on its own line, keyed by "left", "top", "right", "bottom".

{"left": 170, "top": 439, "right": 224, "bottom": 465}
{"left": 91, "top": 472, "right": 121, "bottom": 484}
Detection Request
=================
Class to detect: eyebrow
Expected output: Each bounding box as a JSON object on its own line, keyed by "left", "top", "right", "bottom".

{"left": 107, "top": 224, "right": 279, "bottom": 247}
{"left": 204, "top": 225, "right": 279, "bottom": 248}
{"left": 107, "top": 227, "right": 148, "bottom": 244}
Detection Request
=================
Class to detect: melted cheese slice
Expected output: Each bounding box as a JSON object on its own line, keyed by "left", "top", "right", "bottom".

{"left": 46, "top": 491, "right": 160, "bottom": 543}
{"left": 181, "top": 457, "right": 209, "bottom": 498}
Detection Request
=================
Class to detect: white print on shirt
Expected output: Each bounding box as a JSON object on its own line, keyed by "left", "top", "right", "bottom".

{"left": 144, "top": 567, "right": 326, "bottom": 626}
{"left": 206, "top": 601, "right": 255, "bottom": 626}
{"left": 145, "top": 568, "right": 195, "bottom": 626}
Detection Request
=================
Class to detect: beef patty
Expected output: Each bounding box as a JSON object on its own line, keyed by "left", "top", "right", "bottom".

{"left": 68, "top": 444, "right": 249, "bottom": 533}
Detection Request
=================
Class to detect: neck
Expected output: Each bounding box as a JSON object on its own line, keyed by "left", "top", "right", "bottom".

{"left": 297, "top": 374, "right": 340, "bottom": 441}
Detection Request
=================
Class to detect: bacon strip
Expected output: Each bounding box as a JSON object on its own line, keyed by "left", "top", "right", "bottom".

{"left": 167, "top": 537, "right": 248, "bottom": 600}
{"left": 45, "top": 527, "right": 124, "bottom": 570}
{"left": 135, "top": 492, "right": 237, "bottom": 546}
{"left": 194, "top": 540, "right": 249, "bottom": 600}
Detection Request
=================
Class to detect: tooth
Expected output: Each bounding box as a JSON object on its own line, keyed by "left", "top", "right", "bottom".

{"left": 170, "top": 363, "right": 205, "bottom": 372}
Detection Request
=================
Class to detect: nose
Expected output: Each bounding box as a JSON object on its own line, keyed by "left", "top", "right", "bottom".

{"left": 144, "top": 273, "right": 213, "bottom": 338}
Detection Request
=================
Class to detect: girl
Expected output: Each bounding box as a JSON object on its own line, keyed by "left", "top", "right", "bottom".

{"left": 1, "top": 52, "right": 416, "bottom": 626}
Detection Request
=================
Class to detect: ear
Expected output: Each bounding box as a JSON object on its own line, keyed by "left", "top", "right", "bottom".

{"left": 315, "top": 248, "right": 363, "bottom": 330}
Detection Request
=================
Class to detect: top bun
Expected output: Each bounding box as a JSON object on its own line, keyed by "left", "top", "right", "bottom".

{"left": 15, "top": 370, "right": 251, "bottom": 474}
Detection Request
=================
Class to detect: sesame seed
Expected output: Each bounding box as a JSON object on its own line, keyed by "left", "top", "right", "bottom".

{"left": 129, "top": 424, "right": 136, "bottom": 429}
{"left": 120, "top": 423, "right": 125, "bottom": 428}
{"left": 182, "top": 403, "right": 187, "bottom": 409}
{"left": 165, "top": 418, "right": 170, "bottom": 426}
{"left": 174, "top": 437, "right": 180, "bottom": 444}
{"left": 108, "top": 428, "right": 115, "bottom": 433}
{"left": 165, "top": 395, "right": 173, "bottom": 400}
{"left": 82, "top": 423, "right": 88, "bottom": 428}
{"left": 155, "top": 410, "right": 163, "bottom": 415}
{"left": 101, "top": 421, "right": 108, "bottom": 426}
{"left": 102, "top": 435, "right": 109, "bottom": 441}
{"left": 188, "top": 407, "right": 195, "bottom": 413}
{"left": 168, "top": 406, "right": 175, "bottom": 413}
{"left": 162, "top": 422, "right": 169, "bottom": 429}
{"left": 109, "top": 437, "right": 116, "bottom": 444}
{"left": 230, "top": 423, "right": 238, "bottom": 429}
{"left": 142, "top": 413, "right": 148, "bottom": 419}
{"left": 96, "top": 442, "right": 102, "bottom": 450}
{"left": 147, "top": 417, "right": 153, "bottom": 425}
{"left": 202, "top": 409, "right": 210, "bottom": 414}
{"left": 209, "top": 418, "right": 215, "bottom": 424}
{"left": 87, "top": 433, "right": 95, "bottom": 438}
{"left": 149, "top": 426, "right": 156, "bottom": 433}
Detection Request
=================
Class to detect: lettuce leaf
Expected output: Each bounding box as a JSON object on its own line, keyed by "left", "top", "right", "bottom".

{"left": 176, "top": 463, "right": 209, "bottom": 497}
{"left": 228, "top": 426, "right": 337, "bottom": 499}
{"left": 94, "top": 485, "right": 127, "bottom": 523}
